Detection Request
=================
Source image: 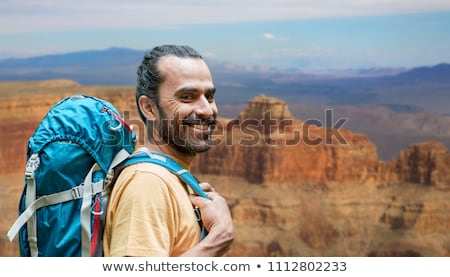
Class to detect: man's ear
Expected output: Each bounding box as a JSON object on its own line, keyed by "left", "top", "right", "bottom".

{"left": 138, "top": 95, "right": 157, "bottom": 121}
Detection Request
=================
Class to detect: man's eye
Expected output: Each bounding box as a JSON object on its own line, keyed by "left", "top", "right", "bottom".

{"left": 206, "top": 94, "right": 215, "bottom": 102}
{"left": 180, "top": 94, "right": 193, "bottom": 100}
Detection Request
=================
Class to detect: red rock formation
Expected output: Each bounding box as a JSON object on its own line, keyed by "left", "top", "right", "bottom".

{"left": 397, "top": 141, "right": 450, "bottom": 188}
{"left": 193, "top": 95, "right": 380, "bottom": 184}
{"left": 192, "top": 95, "right": 450, "bottom": 188}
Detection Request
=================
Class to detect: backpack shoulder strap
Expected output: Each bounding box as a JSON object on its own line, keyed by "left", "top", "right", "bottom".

{"left": 122, "top": 148, "right": 209, "bottom": 199}
{"left": 118, "top": 147, "right": 209, "bottom": 239}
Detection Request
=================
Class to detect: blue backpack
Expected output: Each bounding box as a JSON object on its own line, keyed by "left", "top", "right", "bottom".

{"left": 6, "top": 94, "right": 207, "bottom": 257}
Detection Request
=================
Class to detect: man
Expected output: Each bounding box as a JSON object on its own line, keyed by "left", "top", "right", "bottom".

{"left": 103, "top": 45, "right": 234, "bottom": 256}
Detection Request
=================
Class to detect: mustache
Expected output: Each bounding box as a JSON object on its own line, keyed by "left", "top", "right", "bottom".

{"left": 182, "top": 113, "right": 216, "bottom": 126}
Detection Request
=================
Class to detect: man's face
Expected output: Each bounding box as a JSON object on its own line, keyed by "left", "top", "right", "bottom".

{"left": 153, "top": 55, "right": 218, "bottom": 155}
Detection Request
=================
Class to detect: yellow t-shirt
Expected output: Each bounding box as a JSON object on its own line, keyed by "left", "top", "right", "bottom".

{"left": 103, "top": 161, "right": 201, "bottom": 256}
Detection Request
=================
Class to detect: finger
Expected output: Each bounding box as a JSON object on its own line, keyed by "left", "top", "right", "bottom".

{"left": 189, "top": 194, "right": 211, "bottom": 208}
{"left": 198, "top": 182, "right": 215, "bottom": 192}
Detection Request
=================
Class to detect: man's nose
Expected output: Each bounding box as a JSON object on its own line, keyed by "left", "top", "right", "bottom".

{"left": 194, "top": 95, "right": 215, "bottom": 118}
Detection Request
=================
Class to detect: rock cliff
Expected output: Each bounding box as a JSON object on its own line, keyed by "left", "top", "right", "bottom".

{"left": 191, "top": 95, "right": 450, "bottom": 189}
{"left": 1, "top": 81, "right": 449, "bottom": 257}
{"left": 397, "top": 141, "right": 450, "bottom": 188}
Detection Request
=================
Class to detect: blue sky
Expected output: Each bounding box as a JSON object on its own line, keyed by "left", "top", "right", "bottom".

{"left": 1, "top": 0, "right": 450, "bottom": 71}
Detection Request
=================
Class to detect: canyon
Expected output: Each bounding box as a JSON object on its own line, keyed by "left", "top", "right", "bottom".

{"left": 0, "top": 80, "right": 449, "bottom": 256}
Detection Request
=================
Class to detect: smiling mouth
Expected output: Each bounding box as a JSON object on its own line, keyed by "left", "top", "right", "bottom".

{"left": 192, "top": 124, "right": 209, "bottom": 130}
{"left": 183, "top": 116, "right": 216, "bottom": 132}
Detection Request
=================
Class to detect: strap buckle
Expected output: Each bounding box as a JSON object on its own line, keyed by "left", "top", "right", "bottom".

{"left": 193, "top": 207, "right": 202, "bottom": 222}
{"left": 25, "top": 154, "right": 40, "bottom": 179}
{"left": 104, "top": 169, "right": 114, "bottom": 188}
{"left": 71, "top": 187, "right": 82, "bottom": 199}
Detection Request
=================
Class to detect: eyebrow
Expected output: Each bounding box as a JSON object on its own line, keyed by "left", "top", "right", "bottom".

{"left": 176, "top": 87, "right": 216, "bottom": 94}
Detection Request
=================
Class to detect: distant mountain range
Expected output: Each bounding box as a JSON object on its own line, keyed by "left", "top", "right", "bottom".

{"left": 1, "top": 47, "right": 449, "bottom": 160}
{"left": 0, "top": 47, "right": 144, "bottom": 85}
{"left": 0, "top": 47, "right": 449, "bottom": 114}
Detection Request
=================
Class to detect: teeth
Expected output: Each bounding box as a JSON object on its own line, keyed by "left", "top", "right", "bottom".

{"left": 193, "top": 125, "right": 208, "bottom": 130}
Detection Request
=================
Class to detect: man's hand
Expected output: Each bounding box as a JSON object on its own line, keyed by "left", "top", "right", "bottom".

{"left": 187, "top": 182, "right": 234, "bottom": 256}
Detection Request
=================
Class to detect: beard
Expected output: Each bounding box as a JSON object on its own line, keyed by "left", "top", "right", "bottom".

{"left": 155, "top": 107, "right": 216, "bottom": 155}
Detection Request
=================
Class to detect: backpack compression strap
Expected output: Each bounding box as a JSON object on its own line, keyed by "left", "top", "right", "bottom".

{"left": 7, "top": 148, "right": 131, "bottom": 257}
{"left": 121, "top": 148, "right": 209, "bottom": 239}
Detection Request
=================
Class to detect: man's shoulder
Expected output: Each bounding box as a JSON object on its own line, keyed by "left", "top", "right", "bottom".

{"left": 110, "top": 162, "right": 181, "bottom": 197}
{"left": 121, "top": 162, "right": 176, "bottom": 178}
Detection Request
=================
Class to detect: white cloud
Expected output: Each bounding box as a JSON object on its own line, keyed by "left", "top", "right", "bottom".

{"left": 262, "top": 33, "right": 289, "bottom": 41}
{"left": 263, "top": 33, "right": 276, "bottom": 40}
{"left": 1, "top": 0, "right": 450, "bottom": 33}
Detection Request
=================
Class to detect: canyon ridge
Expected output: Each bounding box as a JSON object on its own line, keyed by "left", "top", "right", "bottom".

{"left": 0, "top": 80, "right": 449, "bottom": 257}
